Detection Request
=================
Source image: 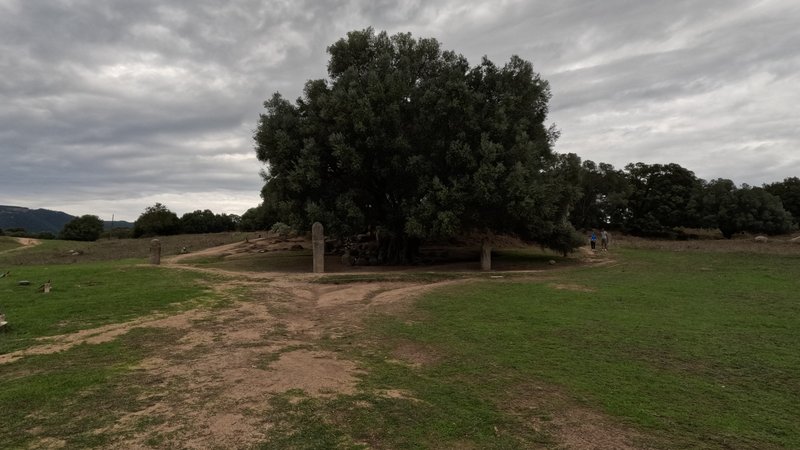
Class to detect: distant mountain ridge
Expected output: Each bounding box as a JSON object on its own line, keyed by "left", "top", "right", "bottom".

{"left": 0, "top": 205, "right": 133, "bottom": 234}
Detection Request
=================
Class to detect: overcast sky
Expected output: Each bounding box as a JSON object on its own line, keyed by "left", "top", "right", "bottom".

{"left": 1, "top": 0, "right": 798, "bottom": 221}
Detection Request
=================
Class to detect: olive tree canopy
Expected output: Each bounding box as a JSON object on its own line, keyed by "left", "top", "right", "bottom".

{"left": 255, "top": 28, "right": 581, "bottom": 262}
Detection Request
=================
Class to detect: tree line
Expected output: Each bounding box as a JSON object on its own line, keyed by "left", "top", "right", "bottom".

{"left": 33, "top": 203, "right": 240, "bottom": 242}
{"left": 570, "top": 162, "right": 798, "bottom": 239}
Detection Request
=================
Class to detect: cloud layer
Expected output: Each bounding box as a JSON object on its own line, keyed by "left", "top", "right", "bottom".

{"left": 1, "top": 0, "right": 798, "bottom": 220}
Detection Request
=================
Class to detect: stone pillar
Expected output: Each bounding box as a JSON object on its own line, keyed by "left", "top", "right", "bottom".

{"left": 480, "top": 239, "right": 492, "bottom": 271}
{"left": 150, "top": 239, "right": 161, "bottom": 265}
{"left": 312, "top": 222, "right": 324, "bottom": 273}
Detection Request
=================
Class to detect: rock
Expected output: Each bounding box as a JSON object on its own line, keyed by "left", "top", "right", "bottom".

{"left": 754, "top": 236, "right": 768, "bottom": 243}
{"left": 548, "top": 260, "right": 556, "bottom": 265}
{"left": 341, "top": 252, "right": 353, "bottom": 266}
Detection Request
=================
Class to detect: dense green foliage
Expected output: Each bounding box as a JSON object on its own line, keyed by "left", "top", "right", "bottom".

{"left": 572, "top": 161, "right": 796, "bottom": 238}
{"left": 179, "top": 209, "right": 239, "bottom": 234}
{"left": 714, "top": 184, "right": 794, "bottom": 238}
{"left": 59, "top": 214, "right": 104, "bottom": 241}
{"left": 239, "top": 204, "right": 276, "bottom": 231}
{"left": 764, "top": 176, "right": 800, "bottom": 223}
{"left": 132, "top": 204, "right": 241, "bottom": 237}
{"left": 624, "top": 162, "right": 703, "bottom": 233}
{"left": 255, "top": 28, "right": 580, "bottom": 261}
{"left": 132, "top": 203, "right": 181, "bottom": 237}
{"left": 571, "top": 160, "right": 631, "bottom": 230}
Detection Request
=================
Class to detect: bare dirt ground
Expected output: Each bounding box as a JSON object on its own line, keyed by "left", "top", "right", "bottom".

{"left": 13, "top": 237, "right": 644, "bottom": 449}
{"left": 14, "top": 237, "right": 42, "bottom": 247}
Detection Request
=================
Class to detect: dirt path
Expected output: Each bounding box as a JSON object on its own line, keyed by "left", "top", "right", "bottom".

{"left": 14, "top": 239, "right": 634, "bottom": 448}
{"left": 0, "top": 237, "right": 42, "bottom": 254}
{"left": 104, "top": 275, "right": 459, "bottom": 448}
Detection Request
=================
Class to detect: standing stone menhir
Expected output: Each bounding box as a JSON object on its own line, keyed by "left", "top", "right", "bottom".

{"left": 150, "top": 239, "right": 161, "bottom": 265}
{"left": 312, "top": 222, "right": 324, "bottom": 273}
{"left": 481, "top": 239, "right": 492, "bottom": 271}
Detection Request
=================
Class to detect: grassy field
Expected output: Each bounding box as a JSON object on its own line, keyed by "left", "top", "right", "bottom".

{"left": 0, "top": 236, "right": 23, "bottom": 252}
{"left": 262, "top": 248, "right": 800, "bottom": 449}
{"left": 1, "top": 234, "right": 799, "bottom": 448}
{"left": 0, "top": 232, "right": 251, "bottom": 266}
{"left": 0, "top": 327, "right": 187, "bottom": 448}
{"left": 0, "top": 261, "right": 218, "bottom": 353}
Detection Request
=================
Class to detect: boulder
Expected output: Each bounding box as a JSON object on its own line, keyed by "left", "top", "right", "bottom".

{"left": 754, "top": 236, "right": 768, "bottom": 243}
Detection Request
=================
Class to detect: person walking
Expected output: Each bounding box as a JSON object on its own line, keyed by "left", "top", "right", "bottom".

{"left": 600, "top": 229, "right": 609, "bottom": 251}
{"left": 590, "top": 231, "right": 597, "bottom": 250}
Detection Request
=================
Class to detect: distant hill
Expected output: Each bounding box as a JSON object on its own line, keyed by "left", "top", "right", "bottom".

{"left": 0, "top": 205, "right": 133, "bottom": 234}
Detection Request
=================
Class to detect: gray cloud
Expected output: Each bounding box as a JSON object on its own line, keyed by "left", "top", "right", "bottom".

{"left": 1, "top": 0, "right": 798, "bottom": 221}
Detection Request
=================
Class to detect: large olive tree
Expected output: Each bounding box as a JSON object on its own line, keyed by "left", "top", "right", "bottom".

{"left": 255, "top": 28, "right": 581, "bottom": 262}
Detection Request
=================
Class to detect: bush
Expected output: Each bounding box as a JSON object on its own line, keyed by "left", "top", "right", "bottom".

{"left": 270, "top": 222, "right": 294, "bottom": 238}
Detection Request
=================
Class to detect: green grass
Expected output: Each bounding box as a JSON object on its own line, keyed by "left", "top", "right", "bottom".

{"left": 186, "top": 250, "right": 314, "bottom": 272}
{"left": 0, "top": 327, "right": 187, "bottom": 448}
{"left": 0, "top": 236, "right": 22, "bottom": 253}
{"left": 262, "top": 248, "right": 800, "bottom": 449}
{"left": 353, "top": 249, "right": 800, "bottom": 448}
{"left": 0, "top": 232, "right": 250, "bottom": 266}
{"left": 3, "top": 238, "right": 799, "bottom": 448}
{"left": 0, "top": 261, "right": 215, "bottom": 353}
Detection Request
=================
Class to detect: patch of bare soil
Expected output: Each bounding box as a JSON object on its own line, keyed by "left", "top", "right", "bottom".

{"left": 540, "top": 408, "right": 648, "bottom": 450}
{"left": 550, "top": 283, "right": 596, "bottom": 293}
{"left": 93, "top": 280, "right": 371, "bottom": 448}
{"left": 577, "top": 246, "right": 616, "bottom": 266}
{"left": 391, "top": 340, "right": 442, "bottom": 368}
{"left": 15, "top": 237, "right": 42, "bottom": 247}
{"left": 87, "top": 270, "right": 460, "bottom": 448}
{"left": 505, "top": 383, "right": 651, "bottom": 450}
